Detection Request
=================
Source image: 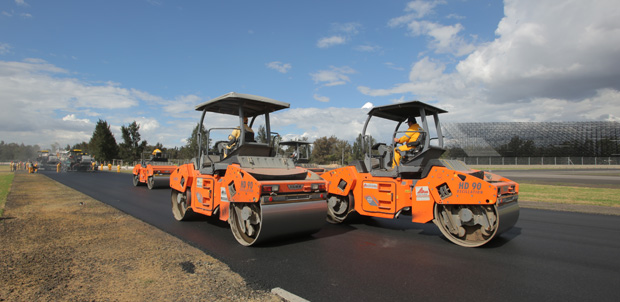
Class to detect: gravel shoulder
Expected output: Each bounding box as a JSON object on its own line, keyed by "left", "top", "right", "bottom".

{"left": 0, "top": 171, "right": 282, "bottom": 302}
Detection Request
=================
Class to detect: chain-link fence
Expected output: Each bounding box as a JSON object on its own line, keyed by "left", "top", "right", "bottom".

{"left": 450, "top": 156, "right": 620, "bottom": 166}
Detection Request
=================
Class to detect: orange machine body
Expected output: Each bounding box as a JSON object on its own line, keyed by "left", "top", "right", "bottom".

{"left": 133, "top": 163, "right": 177, "bottom": 183}
{"left": 132, "top": 158, "right": 177, "bottom": 189}
{"left": 170, "top": 163, "right": 326, "bottom": 223}
{"left": 322, "top": 161, "right": 518, "bottom": 224}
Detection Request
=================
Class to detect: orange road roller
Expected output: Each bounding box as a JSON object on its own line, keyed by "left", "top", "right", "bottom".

{"left": 169, "top": 92, "right": 328, "bottom": 246}
{"left": 132, "top": 149, "right": 177, "bottom": 189}
{"left": 321, "top": 101, "right": 520, "bottom": 247}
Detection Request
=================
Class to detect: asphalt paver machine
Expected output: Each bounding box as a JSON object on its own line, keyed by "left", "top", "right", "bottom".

{"left": 321, "top": 101, "right": 520, "bottom": 247}
{"left": 169, "top": 92, "right": 328, "bottom": 246}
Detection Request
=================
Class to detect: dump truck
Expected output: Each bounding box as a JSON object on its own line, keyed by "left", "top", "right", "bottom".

{"left": 132, "top": 149, "right": 177, "bottom": 189}
{"left": 321, "top": 101, "right": 520, "bottom": 247}
{"left": 169, "top": 92, "right": 328, "bottom": 246}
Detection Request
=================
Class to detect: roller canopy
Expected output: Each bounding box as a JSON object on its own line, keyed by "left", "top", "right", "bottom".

{"left": 368, "top": 101, "right": 447, "bottom": 122}
{"left": 195, "top": 92, "right": 290, "bottom": 116}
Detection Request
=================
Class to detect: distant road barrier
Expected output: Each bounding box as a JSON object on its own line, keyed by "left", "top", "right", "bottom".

{"left": 453, "top": 156, "right": 620, "bottom": 166}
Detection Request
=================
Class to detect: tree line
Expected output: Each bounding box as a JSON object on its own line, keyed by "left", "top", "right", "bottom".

{"left": 3, "top": 122, "right": 617, "bottom": 164}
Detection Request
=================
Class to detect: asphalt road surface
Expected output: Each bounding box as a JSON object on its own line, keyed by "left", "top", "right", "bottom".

{"left": 486, "top": 168, "right": 620, "bottom": 188}
{"left": 44, "top": 171, "right": 620, "bottom": 302}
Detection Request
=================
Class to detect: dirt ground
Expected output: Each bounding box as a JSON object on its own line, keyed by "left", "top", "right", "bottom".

{"left": 1, "top": 170, "right": 618, "bottom": 302}
{"left": 0, "top": 171, "right": 283, "bottom": 302}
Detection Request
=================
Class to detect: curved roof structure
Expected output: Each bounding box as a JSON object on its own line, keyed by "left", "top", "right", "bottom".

{"left": 443, "top": 121, "right": 620, "bottom": 156}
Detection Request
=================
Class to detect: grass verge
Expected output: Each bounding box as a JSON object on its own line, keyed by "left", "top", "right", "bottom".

{"left": 0, "top": 166, "right": 15, "bottom": 217}
{"left": 520, "top": 183, "right": 620, "bottom": 207}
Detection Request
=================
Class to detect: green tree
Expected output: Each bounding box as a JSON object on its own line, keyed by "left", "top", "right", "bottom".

{"left": 311, "top": 136, "right": 352, "bottom": 165}
{"left": 0, "top": 141, "right": 39, "bottom": 161}
{"left": 351, "top": 134, "right": 376, "bottom": 160}
{"left": 71, "top": 142, "right": 90, "bottom": 153}
{"left": 181, "top": 123, "right": 207, "bottom": 159}
{"left": 118, "top": 121, "right": 147, "bottom": 163}
{"left": 89, "top": 119, "right": 119, "bottom": 162}
{"left": 256, "top": 124, "right": 268, "bottom": 143}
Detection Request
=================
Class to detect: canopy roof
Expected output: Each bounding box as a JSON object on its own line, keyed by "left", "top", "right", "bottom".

{"left": 368, "top": 101, "right": 447, "bottom": 122}
{"left": 195, "top": 92, "right": 290, "bottom": 116}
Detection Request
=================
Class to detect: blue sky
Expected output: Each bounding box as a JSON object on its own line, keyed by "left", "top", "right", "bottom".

{"left": 1, "top": 0, "right": 619, "bottom": 150}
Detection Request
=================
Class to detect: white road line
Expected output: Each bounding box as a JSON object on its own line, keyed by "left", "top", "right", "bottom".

{"left": 271, "top": 287, "right": 310, "bottom": 302}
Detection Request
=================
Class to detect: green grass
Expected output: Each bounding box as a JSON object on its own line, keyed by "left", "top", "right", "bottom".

{"left": 0, "top": 171, "right": 15, "bottom": 217}
{"left": 519, "top": 183, "right": 620, "bottom": 207}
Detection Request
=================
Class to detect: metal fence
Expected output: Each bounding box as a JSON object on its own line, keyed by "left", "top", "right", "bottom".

{"left": 450, "top": 156, "right": 620, "bottom": 166}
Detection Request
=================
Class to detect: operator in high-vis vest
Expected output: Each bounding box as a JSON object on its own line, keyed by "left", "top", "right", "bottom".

{"left": 225, "top": 117, "right": 254, "bottom": 158}
{"left": 392, "top": 116, "right": 423, "bottom": 167}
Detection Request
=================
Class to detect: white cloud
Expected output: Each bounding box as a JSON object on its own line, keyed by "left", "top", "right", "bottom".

{"left": 62, "top": 114, "right": 90, "bottom": 124}
{"left": 15, "top": 0, "right": 29, "bottom": 7}
{"left": 266, "top": 61, "right": 292, "bottom": 73}
{"left": 355, "top": 44, "right": 381, "bottom": 52}
{"left": 457, "top": 0, "right": 620, "bottom": 103}
{"left": 389, "top": 0, "right": 445, "bottom": 27}
{"left": 274, "top": 107, "right": 370, "bottom": 142}
{"left": 360, "top": 0, "right": 620, "bottom": 123}
{"left": 313, "top": 94, "right": 330, "bottom": 103}
{"left": 161, "top": 94, "right": 202, "bottom": 117}
{"left": 405, "top": 0, "right": 444, "bottom": 18}
{"left": 389, "top": 0, "right": 473, "bottom": 56}
{"left": 0, "top": 59, "right": 162, "bottom": 147}
{"left": 332, "top": 22, "right": 362, "bottom": 35}
{"left": 317, "top": 36, "right": 346, "bottom": 48}
{"left": 310, "top": 66, "right": 356, "bottom": 87}
{"left": 384, "top": 62, "right": 405, "bottom": 71}
{"left": 316, "top": 22, "right": 362, "bottom": 49}
{"left": 393, "top": 18, "right": 474, "bottom": 56}
{"left": 0, "top": 43, "right": 10, "bottom": 55}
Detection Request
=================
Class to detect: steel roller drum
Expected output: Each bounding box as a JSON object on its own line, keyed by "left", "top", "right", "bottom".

{"left": 148, "top": 175, "right": 171, "bottom": 189}
{"left": 230, "top": 200, "right": 328, "bottom": 246}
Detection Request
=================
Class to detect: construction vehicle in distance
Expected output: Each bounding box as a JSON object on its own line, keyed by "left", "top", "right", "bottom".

{"left": 133, "top": 149, "right": 177, "bottom": 189}
{"left": 279, "top": 140, "right": 312, "bottom": 164}
{"left": 279, "top": 140, "right": 326, "bottom": 175}
{"left": 36, "top": 150, "right": 58, "bottom": 171}
{"left": 320, "top": 101, "right": 520, "bottom": 247}
{"left": 169, "top": 92, "right": 328, "bottom": 246}
{"left": 68, "top": 149, "right": 95, "bottom": 171}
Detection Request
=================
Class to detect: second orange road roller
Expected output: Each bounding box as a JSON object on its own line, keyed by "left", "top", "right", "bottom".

{"left": 132, "top": 149, "right": 177, "bottom": 189}
{"left": 169, "top": 92, "right": 328, "bottom": 246}
{"left": 320, "top": 100, "right": 520, "bottom": 247}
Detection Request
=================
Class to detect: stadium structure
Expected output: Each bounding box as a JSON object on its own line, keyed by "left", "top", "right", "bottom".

{"left": 442, "top": 121, "right": 620, "bottom": 157}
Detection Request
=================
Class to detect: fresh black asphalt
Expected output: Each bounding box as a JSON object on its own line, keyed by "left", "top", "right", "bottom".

{"left": 44, "top": 170, "right": 620, "bottom": 302}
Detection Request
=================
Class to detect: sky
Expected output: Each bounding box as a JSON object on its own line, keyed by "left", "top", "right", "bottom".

{"left": 1, "top": 0, "right": 619, "bottom": 150}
